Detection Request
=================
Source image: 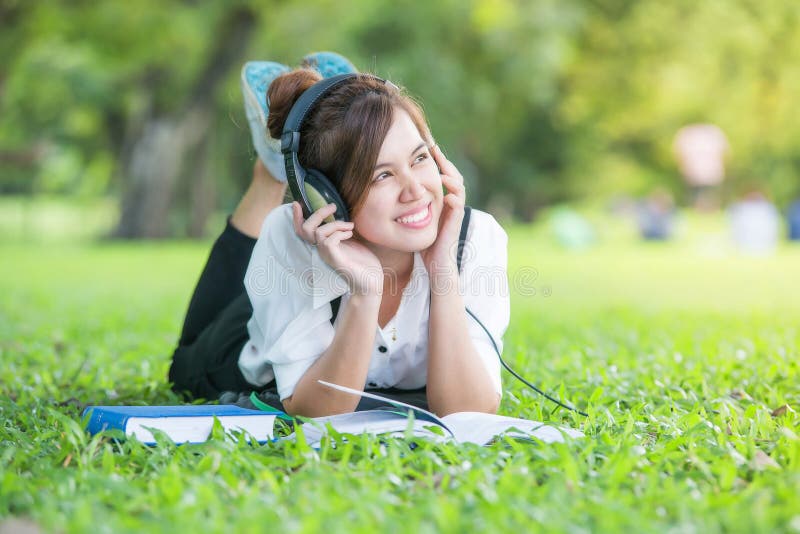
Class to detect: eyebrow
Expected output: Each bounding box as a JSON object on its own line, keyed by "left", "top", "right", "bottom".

{"left": 373, "top": 141, "right": 428, "bottom": 171}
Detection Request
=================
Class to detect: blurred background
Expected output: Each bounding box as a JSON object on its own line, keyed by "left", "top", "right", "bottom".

{"left": 1, "top": 0, "right": 799, "bottom": 248}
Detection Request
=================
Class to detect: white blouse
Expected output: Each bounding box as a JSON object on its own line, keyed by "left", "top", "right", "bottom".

{"left": 238, "top": 203, "right": 510, "bottom": 401}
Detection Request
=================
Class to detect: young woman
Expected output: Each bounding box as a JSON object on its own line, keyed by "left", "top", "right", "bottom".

{"left": 169, "top": 54, "right": 510, "bottom": 418}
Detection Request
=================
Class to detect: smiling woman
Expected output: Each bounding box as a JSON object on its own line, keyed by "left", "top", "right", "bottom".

{"left": 351, "top": 111, "right": 443, "bottom": 271}
{"left": 168, "top": 53, "right": 510, "bottom": 419}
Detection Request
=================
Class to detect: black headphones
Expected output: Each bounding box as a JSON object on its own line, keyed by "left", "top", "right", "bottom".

{"left": 279, "top": 73, "right": 397, "bottom": 224}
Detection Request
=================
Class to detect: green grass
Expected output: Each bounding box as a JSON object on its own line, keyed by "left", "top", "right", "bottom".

{"left": 1, "top": 219, "right": 799, "bottom": 533}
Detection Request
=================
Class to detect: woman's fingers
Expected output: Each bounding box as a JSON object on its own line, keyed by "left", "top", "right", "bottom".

{"left": 291, "top": 201, "right": 318, "bottom": 239}
{"left": 441, "top": 171, "right": 465, "bottom": 195}
{"left": 432, "top": 145, "right": 462, "bottom": 181}
{"left": 291, "top": 202, "right": 305, "bottom": 236}
{"left": 444, "top": 192, "right": 465, "bottom": 209}
{"left": 301, "top": 203, "right": 338, "bottom": 235}
{"left": 314, "top": 220, "right": 354, "bottom": 245}
{"left": 432, "top": 146, "right": 466, "bottom": 203}
{"left": 320, "top": 229, "right": 353, "bottom": 249}
{"left": 439, "top": 171, "right": 466, "bottom": 207}
{"left": 292, "top": 202, "right": 352, "bottom": 245}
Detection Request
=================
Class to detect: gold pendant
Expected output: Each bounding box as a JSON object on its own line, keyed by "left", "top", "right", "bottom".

{"left": 391, "top": 327, "right": 397, "bottom": 341}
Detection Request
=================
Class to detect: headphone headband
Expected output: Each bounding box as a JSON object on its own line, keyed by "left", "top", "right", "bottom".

{"left": 280, "top": 73, "right": 394, "bottom": 153}
{"left": 279, "top": 72, "right": 395, "bottom": 222}
{"left": 280, "top": 74, "right": 350, "bottom": 153}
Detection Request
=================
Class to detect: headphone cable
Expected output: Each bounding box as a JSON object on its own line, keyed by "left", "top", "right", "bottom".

{"left": 465, "top": 307, "right": 588, "bottom": 417}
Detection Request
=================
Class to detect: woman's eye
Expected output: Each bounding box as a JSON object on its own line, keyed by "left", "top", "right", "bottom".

{"left": 373, "top": 172, "right": 390, "bottom": 182}
{"left": 414, "top": 153, "right": 429, "bottom": 164}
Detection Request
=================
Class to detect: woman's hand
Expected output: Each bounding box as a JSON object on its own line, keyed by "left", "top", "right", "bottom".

{"left": 421, "top": 145, "right": 466, "bottom": 277}
{"left": 292, "top": 201, "right": 383, "bottom": 296}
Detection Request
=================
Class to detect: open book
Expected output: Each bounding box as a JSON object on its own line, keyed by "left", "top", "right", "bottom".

{"left": 81, "top": 384, "right": 583, "bottom": 447}
{"left": 297, "top": 381, "right": 584, "bottom": 447}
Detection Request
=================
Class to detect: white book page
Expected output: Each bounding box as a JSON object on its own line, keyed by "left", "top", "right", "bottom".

{"left": 126, "top": 415, "right": 276, "bottom": 444}
{"left": 441, "top": 412, "right": 584, "bottom": 445}
{"left": 305, "top": 410, "right": 411, "bottom": 436}
{"left": 299, "top": 410, "right": 446, "bottom": 447}
{"left": 313, "top": 381, "right": 583, "bottom": 446}
{"left": 316, "top": 380, "right": 454, "bottom": 436}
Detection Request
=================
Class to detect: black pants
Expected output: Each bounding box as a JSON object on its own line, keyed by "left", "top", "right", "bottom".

{"left": 169, "top": 218, "right": 428, "bottom": 411}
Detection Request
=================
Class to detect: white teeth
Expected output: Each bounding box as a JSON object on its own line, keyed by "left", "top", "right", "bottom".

{"left": 396, "top": 205, "right": 428, "bottom": 224}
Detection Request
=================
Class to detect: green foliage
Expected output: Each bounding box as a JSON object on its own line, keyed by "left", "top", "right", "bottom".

{"left": 3, "top": 0, "right": 799, "bottom": 223}
{"left": 1, "top": 225, "right": 799, "bottom": 532}
{"left": 560, "top": 0, "right": 800, "bottom": 203}
{"left": 0, "top": 0, "right": 241, "bottom": 198}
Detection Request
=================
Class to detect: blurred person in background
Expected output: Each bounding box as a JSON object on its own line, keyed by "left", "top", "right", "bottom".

{"left": 673, "top": 124, "right": 729, "bottom": 211}
{"left": 728, "top": 188, "right": 780, "bottom": 255}
{"left": 636, "top": 188, "right": 675, "bottom": 241}
{"left": 787, "top": 197, "right": 800, "bottom": 242}
{"left": 549, "top": 207, "right": 595, "bottom": 250}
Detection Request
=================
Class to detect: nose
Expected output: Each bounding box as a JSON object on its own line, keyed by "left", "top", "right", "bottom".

{"left": 398, "top": 170, "right": 426, "bottom": 203}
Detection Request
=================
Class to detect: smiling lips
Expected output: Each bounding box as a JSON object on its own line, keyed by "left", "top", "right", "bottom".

{"left": 395, "top": 202, "right": 432, "bottom": 228}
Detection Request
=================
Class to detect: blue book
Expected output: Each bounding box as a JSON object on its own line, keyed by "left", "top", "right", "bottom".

{"left": 82, "top": 405, "right": 283, "bottom": 445}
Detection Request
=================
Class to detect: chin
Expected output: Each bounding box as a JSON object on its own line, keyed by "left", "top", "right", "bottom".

{"left": 405, "top": 231, "right": 439, "bottom": 253}
{"left": 418, "top": 232, "right": 439, "bottom": 251}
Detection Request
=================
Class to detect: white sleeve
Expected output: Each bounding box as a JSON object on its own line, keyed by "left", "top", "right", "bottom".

{"left": 237, "top": 204, "right": 339, "bottom": 400}
{"left": 240, "top": 267, "right": 336, "bottom": 400}
{"left": 260, "top": 302, "right": 335, "bottom": 401}
{"left": 458, "top": 210, "right": 510, "bottom": 396}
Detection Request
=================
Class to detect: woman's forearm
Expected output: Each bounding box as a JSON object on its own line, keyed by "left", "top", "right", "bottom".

{"left": 427, "top": 271, "right": 500, "bottom": 416}
{"left": 282, "top": 293, "right": 381, "bottom": 417}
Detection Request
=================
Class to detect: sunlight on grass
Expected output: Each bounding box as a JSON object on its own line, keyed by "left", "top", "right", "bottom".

{"left": 1, "top": 219, "right": 798, "bottom": 532}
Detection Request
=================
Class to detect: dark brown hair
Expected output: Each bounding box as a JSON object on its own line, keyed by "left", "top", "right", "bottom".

{"left": 267, "top": 69, "right": 431, "bottom": 216}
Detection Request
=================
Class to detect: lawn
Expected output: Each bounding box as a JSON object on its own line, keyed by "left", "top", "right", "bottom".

{"left": 1, "top": 214, "right": 799, "bottom": 533}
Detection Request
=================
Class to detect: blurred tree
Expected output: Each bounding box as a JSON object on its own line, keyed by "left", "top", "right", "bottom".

{"left": 113, "top": 5, "right": 256, "bottom": 238}
{"left": 2, "top": 0, "right": 799, "bottom": 236}
{"left": 0, "top": 0, "right": 260, "bottom": 237}
{"left": 560, "top": 0, "right": 800, "bottom": 204}
{"left": 259, "top": 0, "right": 584, "bottom": 219}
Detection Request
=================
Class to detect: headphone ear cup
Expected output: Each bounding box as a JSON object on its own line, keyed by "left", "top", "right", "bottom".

{"left": 303, "top": 169, "right": 350, "bottom": 223}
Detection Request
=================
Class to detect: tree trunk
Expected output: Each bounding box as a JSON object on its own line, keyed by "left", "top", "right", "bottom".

{"left": 186, "top": 135, "right": 215, "bottom": 239}
{"left": 112, "top": 7, "right": 255, "bottom": 239}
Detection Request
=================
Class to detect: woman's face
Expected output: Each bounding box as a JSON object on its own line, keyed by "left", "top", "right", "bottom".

{"left": 352, "top": 108, "right": 443, "bottom": 259}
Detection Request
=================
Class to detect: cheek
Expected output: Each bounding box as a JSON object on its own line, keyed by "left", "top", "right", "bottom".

{"left": 352, "top": 201, "right": 390, "bottom": 240}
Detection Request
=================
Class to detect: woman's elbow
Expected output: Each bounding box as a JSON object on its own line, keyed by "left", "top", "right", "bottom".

{"left": 281, "top": 395, "right": 297, "bottom": 415}
{"left": 474, "top": 393, "right": 501, "bottom": 415}
{"left": 471, "top": 391, "right": 501, "bottom": 415}
{"left": 433, "top": 392, "right": 500, "bottom": 417}
{"left": 280, "top": 393, "right": 359, "bottom": 418}
{"left": 482, "top": 393, "right": 501, "bottom": 414}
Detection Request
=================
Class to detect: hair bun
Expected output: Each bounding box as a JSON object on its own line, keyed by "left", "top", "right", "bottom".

{"left": 267, "top": 69, "right": 323, "bottom": 140}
